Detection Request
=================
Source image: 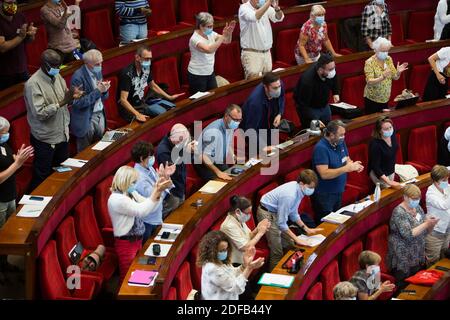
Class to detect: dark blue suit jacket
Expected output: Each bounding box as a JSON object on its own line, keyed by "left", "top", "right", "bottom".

{"left": 70, "top": 65, "right": 109, "bottom": 138}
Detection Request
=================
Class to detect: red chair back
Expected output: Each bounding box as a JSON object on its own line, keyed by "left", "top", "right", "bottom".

{"left": 82, "top": 9, "right": 116, "bottom": 50}
{"left": 149, "top": 0, "right": 177, "bottom": 30}
{"left": 306, "top": 282, "right": 323, "bottom": 300}
{"left": 340, "top": 240, "right": 363, "bottom": 280}
{"left": 407, "top": 11, "right": 434, "bottom": 42}
{"left": 174, "top": 261, "right": 194, "bottom": 300}
{"left": 152, "top": 56, "right": 181, "bottom": 94}
{"left": 26, "top": 26, "right": 47, "bottom": 73}
{"left": 409, "top": 64, "right": 431, "bottom": 98}
{"left": 320, "top": 259, "right": 341, "bottom": 300}
{"left": 275, "top": 29, "right": 298, "bottom": 66}
{"left": 178, "top": 0, "right": 209, "bottom": 25}
{"left": 284, "top": 92, "right": 301, "bottom": 128}
{"left": 407, "top": 125, "right": 437, "bottom": 168}
{"left": 341, "top": 75, "right": 366, "bottom": 110}
{"left": 103, "top": 76, "right": 127, "bottom": 129}
{"left": 210, "top": 0, "right": 240, "bottom": 19}
{"left": 365, "top": 224, "right": 389, "bottom": 273}
{"left": 94, "top": 175, "right": 114, "bottom": 229}
{"left": 215, "top": 41, "right": 244, "bottom": 83}
{"left": 73, "top": 195, "right": 104, "bottom": 249}
{"left": 55, "top": 216, "right": 79, "bottom": 271}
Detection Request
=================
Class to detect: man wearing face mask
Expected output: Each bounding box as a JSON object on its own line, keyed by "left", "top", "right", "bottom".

{"left": 195, "top": 104, "right": 242, "bottom": 181}
{"left": 0, "top": 0, "right": 37, "bottom": 90}
{"left": 70, "top": 49, "right": 110, "bottom": 152}
{"left": 239, "top": 0, "right": 284, "bottom": 79}
{"left": 240, "top": 72, "right": 285, "bottom": 152}
{"left": 156, "top": 124, "right": 197, "bottom": 216}
{"left": 24, "top": 49, "right": 83, "bottom": 191}
{"left": 311, "top": 120, "right": 364, "bottom": 224}
{"left": 118, "top": 45, "right": 184, "bottom": 122}
{"left": 257, "top": 169, "right": 324, "bottom": 270}
{"left": 41, "top": 0, "right": 79, "bottom": 64}
{"left": 294, "top": 53, "right": 339, "bottom": 129}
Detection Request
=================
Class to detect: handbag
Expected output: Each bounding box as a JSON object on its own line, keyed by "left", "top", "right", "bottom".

{"left": 405, "top": 270, "right": 444, "bottom": 286}
{"left": 282, "top": 250, "right": 304, "bottom": 273}
{"left": 394, "top": 164, "right": 419, "bottom": 182}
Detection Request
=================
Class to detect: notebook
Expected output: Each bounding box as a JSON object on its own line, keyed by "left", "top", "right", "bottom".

{"left": 128, "top": 270, "right": 158, "bottom": 287}
{"left": 321, "top": 212, "right": 351, "bottom": 224}
{"left": 257, "top": 273, "right": 294, "bottom": 288}
{"left": 198, "top": 180, "right": 228, "bottom": 194}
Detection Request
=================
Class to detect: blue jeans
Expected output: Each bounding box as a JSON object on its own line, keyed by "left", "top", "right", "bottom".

{"left": 120, "top": 23, "right": 148, "bottom": 43}
{"left": 311, "top": 192, "right": 342, "bottom": 224}
{"left": 142, "top": 223, "right": 159, "bottom": 244}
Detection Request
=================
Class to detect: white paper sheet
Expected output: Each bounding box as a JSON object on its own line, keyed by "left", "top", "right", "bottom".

{"left": 19, "top": 195, "right": 52, "bottom": 206}
{"left": 92, "top": 141, "right": 113, "bottom": 151}
{"left": 144, "top": 243, "right": 172, "bottom": 257}
{"left": 154, "top": 224, "right": 183, "bottom": 242}
{"left": 258, "top": 273, "right": 294, "bottom": 288}
{"left": 199, "top": 180, "right": 228, "bottom": 194}
{"left": 330, "top": 102, "right": 358, "bottom": 109}
{"left": 245, "top": 158, "right": 263, "bottom": 167}
{"left": 16, "top": 204, "right": 45, "bottom": 218}
{"left": 274, "top": 140, "right": 294, "bottom": 150}
{"left": 297, "top": 234, "right": 327, "bottom": 247}
{"left": 334, "top": 200, "right": 374, "bottom": 215}
{"left": 321, "top": 212, "right": 351, "bottom": 224}
{"left": 60, "top": 158, "right": 88, "bottom": 168}
{"left": 189, "top": 91, "right": 211, "bottom": 99}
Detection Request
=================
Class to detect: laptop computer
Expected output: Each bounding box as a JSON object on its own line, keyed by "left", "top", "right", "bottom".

{"left": 101, "top": 130, "right": 128, "bottom": 142}
{"left": 395, "top": 95, "right": 420, "bottom": 109}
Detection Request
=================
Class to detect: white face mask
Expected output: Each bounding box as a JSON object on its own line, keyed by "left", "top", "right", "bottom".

{"left": 326, "top": 68, "right": 336, "bottom": 79}
{"left": 366, "top": 265, "right": 381, "bottom": 290}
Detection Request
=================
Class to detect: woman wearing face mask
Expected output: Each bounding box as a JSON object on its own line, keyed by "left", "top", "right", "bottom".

{"left": 387, "top": 184, "right": 439, "bottom": 288}
{"left": 108, "top": 165, "right": 172, "bottom": 284}
{"left": 350, "top": 250, "right": 395, "bottom": 300}
{"left": 197, "top": 230, "right": 264, "bottom": 300}
{"left": 368, "top": 116, "right": 401, "bottom": 189}
{"left": 425, "top": 165, "right": 450, "bottom": 266}
{"left": 295, "top": 5, "right": 341, "bottom": 65}
{"left": 361, "top": 0, "right": 392, "bottom": 50}
{"left": 188, "top": 12, "right": 236, "bottom": 95}
{"left": 0, "top": 116, "right": 33, "bottom": 278}
{"left": 363, "top": 37, "right": 408, "bottom": 114}
{"left": 220, "top": 196, "right": 270, "bottom": 266}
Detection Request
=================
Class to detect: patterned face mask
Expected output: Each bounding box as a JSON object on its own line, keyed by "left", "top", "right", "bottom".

{"left": 2, "top": 2, "right": 17, "bottom": 16}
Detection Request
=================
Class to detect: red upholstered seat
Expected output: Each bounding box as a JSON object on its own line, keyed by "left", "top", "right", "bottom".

{"left": 320, "top": 259, "right": 340, "bottom": 300}
{"left": 341, "top": 75, "right": 366, "bottom": 110}
{"left": 179, "top": 0, "right": 209, "bottom": 25}
{"left": 215, "top": 41, "right": 244, "bottom": 83}
{"left": 152, "top": 56, "right": 184, "bottom": 95}
{"left": 211, "top": 215, "right": 227, "bottom": 231}
{"left": 405, "top": 125, "right": 437, "bottom": 174}
{"left": 284, "top": 92, "right": 301, "bottom": 129}
{"left": 340, "top": 240, "right": 363, "bottom": 280}
{"left": 165, "top": 287, "right": 177, "bottom": 300}
{"left": 148, "top": 0, "right": 190, "bottom": 34}
{"left": 326, "top": 22, "right": 353, "bottom": 55}
{"left": 174, "top": 261, "right": 194, "bottom": 300}
{"left": 181, "top": 51, "right": 191, "bottom": 86}
{"left": 39, "top": 240, "right": 99, "bottom": 300}
{"left": 347, "top": 144, "right": 371, "bottom": 197}
{"left": 210, "top": 0, "right": 240, "bottom": 19}
{"left": 389, "top": 14, "right": 416, "bottom": 46}
{"left": 306, "top": 282, "right": 323, "bottom": 300}
{"left": 82, "top": 9, "right": 116, "bottom": 50}
{"left": 389, "top": 72, "right": 406, "bottom": 107}
{"left": 94, "top": 175, "right": 115, "bottom": 247}
{"left": 73, "top": 196, "right": 118, "bottom": 281}
{"left": 274, "top": 29, "right": 298, "bottom": 68}
{"left": 365, "top": 224, "right": 389, "bottom": 273}
{"left": 407, "top": 11, "right": 435, "bottom": 42}
{"left": 26, "top": 26, "right": 47, "bottom": 73}
{"left": 341, "top": 185, "right": 361, "bottom": 206}
{"left": 103, "top": 76, "right": 127, "bottom": 129}
{"left": 395, "top": 133, "right": 403, "bottom": 164}
{"left": 409, "top": 64, "right": 431, "bottom": 99}
{"left": 190, "top": 243, "right": 202, "bottom": 290}
{"left": 186, "top": 163, "right": 204, "bottom": 197}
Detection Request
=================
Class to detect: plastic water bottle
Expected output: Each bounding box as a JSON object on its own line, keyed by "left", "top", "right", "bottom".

{"left": 374, "top": 182, "right": 381, "bottom": 202}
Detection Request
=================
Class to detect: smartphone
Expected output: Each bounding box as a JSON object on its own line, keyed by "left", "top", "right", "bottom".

{"left": 435, "top": 265, "right": 450, "bottom": 272}
{"left": 147, "top": 257, "right": 157, "bottom": 265}
{"left": 138, "top": 257, "right": 148, "bottom": 265}
{"left": 53, "top": 166, "right": 72, "bottom": 173}
{"left": 161, "top": 231, "right": 171, "bottom": 239}
{"left": 29, "top": 196, "right": 44, "bottom": 201}
{"left": 152, "top": 244, "right": 161, "bottom": 256}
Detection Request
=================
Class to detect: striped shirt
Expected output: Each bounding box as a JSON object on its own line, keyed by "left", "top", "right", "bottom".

{"left": 115, "top": 0, "right": 149, "bottom": 25}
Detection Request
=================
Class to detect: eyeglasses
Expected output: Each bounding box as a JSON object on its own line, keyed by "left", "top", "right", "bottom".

{"left": 228, "top": 114, "right": 242, "bottom": 122}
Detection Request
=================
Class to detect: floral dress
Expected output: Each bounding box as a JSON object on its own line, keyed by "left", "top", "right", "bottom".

{"left": 363, "top": 55, "right": 397, "bottom": 103}
{"left": 295, "top": 19, "right": 328, "bottom": 64}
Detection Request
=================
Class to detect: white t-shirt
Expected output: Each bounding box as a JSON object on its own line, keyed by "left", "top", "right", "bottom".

{"left": 220, "top": 214, "right": 252, "bottom": 265}
{"left": 188, "top": 31, "right": 218, "bottom": 76}
{"left": 201, "top": 262, "right": 247, "bottom": 300}
{"left": 436, "top": 46, "right": 450, "bottom": 72}
{"left": 238, "top": 1, "right": 284, "bottom": 51}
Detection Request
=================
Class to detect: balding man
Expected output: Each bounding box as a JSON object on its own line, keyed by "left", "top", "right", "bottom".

{"left": 156, "top": 124, "right": 197, "bottom": 216}
{"left": 24, "top": 49, "right": 83, "bottom": 190}
{"left": 70, "top": 49, "right": 110, "bottom": 152}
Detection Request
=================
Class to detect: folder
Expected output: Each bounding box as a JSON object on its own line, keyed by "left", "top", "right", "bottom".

{"left": 128, "top": 270, "right": 158, "bottom": 287}
{"left": 257, "top": 273, "right": 294, "bottom": 288}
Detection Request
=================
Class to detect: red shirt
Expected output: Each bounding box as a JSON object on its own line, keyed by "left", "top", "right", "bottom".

{"left": 295, "top": 19, "right": 328, "bottom": 58}
{"left": 0, "top": 12, "right": 28, "bottom": 76}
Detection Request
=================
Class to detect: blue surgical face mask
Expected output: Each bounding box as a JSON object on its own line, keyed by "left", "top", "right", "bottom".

{"left": 439, "top": 180, "right": 449, "bottom": 190}
{"left": 228, "top": 119, "right": 240, "bottom": 130}
{"left": 0, "top": 133, "right": 9, "bottom": 144}
{"left": 315, "top": 16, "right": 325, "bottom": 25}
{"left": 204, "top": 27, "right": 213, "bottom": 36}
{"left": 93, "top": 65, "right": 102, "bottom": 74}
{"left": 127, "top": 182, "right": 136, "bottom": 195}
{"left": 382, "top": 129, "right": 393, "bottom": 138}
{"left": 376, "top": 52, "right": 388, "bottom": 61}
{"left": 47, "top": 66, "right": 60, "bottom": 77}
{"left": 408, "top": 198, "right": 420, "bottom": 209}
{"left": 217, "top": 250, "right": 228, "bottom": 261}
{"left": 237, "top": 209, "right": 251, "bottom": 223}
{"left": 141, "top": 60, "right": 151, "bottom": 70}
{"left": 338, "top": 136, "right": 345, "bottom": 144}
{"left": 52, "top": 0, "right": 61, "bottom": 4}
{"left": 269, "top": 87, "right": 281, "bottom": 99}
{"left": 257, "top": 0, "right": 265, "bottom": 8}
{"left": 303, "top": 186, "right": 315, "bottom": 196}
{"left": 147, "top": 156, "right": 155, "bottom": 169}
{"left": 375, "top": 0, "right": 385, "bottom": 5}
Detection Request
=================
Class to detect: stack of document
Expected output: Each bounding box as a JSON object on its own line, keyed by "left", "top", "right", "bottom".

{"left": 189, "top": 91, "right": 211, "bottom": 99}
{"left": 330, "top": 102, "right": 358, "bottom": 109}
{"left": 154, "top": 223, "right": 183, "bottom": 242}
{"left": 297, "top": 234, "right": 327, "bottom": 247}
{"left": 258, "top": 273, "right": 294, "bottom": 288}
{"left": 199, "top": 180, "right": 228, "bottom": 194}
{"left": 128, "top": 270, "right": 158, "bottom": 287}
{"left": 16, "top": 195, "right": 53, "bottom": 218}
{"left": 334, "top": 200, "right": 374, "bottom": 216}
{"left": 400, "top": 178, "right": 418, "bottom": 187}
{"left": 321, "top": 212, "right": 351, "bottom": 224}
{"left": 61, "top": 158, "right": 88, "bottom": 168}
{"left": 92, "top": 141, "right": 113, "bottom": 151}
